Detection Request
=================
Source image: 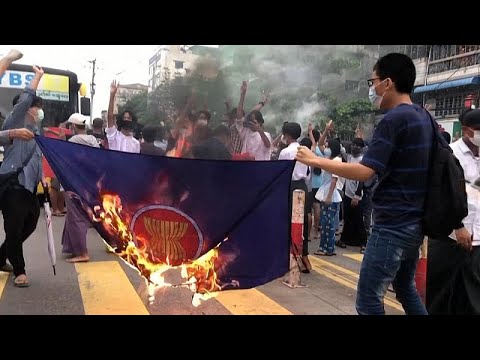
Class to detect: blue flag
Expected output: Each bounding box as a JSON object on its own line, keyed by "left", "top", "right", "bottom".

{"left": 36, "top": 136, "right": 294, "bottom": 295}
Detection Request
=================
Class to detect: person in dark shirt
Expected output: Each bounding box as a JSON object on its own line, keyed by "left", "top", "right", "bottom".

{"left": 296, "top": 53, "right": 431, "bottom": 315}
{"left": 89, "top": 118, "right": 106, "bottom": 148}
{"left": 140, "top": 125, "right": 166, "bottom": 156}
{"left": 192, "top": 125, "right": 232, "bottom": 160}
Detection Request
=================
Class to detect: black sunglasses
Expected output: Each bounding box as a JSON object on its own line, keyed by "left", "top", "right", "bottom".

{"left": 367, "top": 78, "right": 380, "bottom": 87}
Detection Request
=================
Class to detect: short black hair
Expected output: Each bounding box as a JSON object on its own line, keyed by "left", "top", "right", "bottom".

{"left": 92, "top": 118, "right": 103, "bottom": 129}
{"left": 282, "top": 122, "right": 302, "bottom": 140}
{"left": 197, "top": 110, "right": 211, "bottom": 122}
{"left": 142, "top": 125, "right": 160, "bottom": 143}
{"left": 117, "top": 110, "right": 137, "bottom": 123}
{"left": 300, "top": 137, "right": 312, "bottom": 148}
{"left": 12, "top": 94, "right": 43, "bottom": 108}
{"left": 213, "top": 124, "right": 230, "bottom": 138}
{"left": 459, "top": 107, "right": 480, "bottom": 126}
{"left": 327, "top": 138, "right": 341, "bottom": 159}
{"left": 351, "top": 137, "right": 366, "bottom": 148}
{"left": 373, "top": 53, "right": 416, "bottom": 94}
{"left": 247, "top": 110, "right": 265, "bottom": 125}
{"left": 32, "top": 95, "right": 43, "bottom": 108}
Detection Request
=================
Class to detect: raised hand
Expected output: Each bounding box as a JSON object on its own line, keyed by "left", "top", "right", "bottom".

{"left": 296, "top": 146, "right": 318, "bottom": 167}
{"left": 261, "top": 90, "right": 269, "bottom": 104}
{"left": 5, "top": 49, "right": 23, "bottom": 62}
{"left": 240, "top": 81, "right": 248, "bottom": 94}
{"left": 110, "top": 80, "right": 119, "bottom": 95}
{"left": 33, "top": 65, "right": 44, "bottom": 77}
{"left": 326, "top": 119, "right": 334, "bottom": 131}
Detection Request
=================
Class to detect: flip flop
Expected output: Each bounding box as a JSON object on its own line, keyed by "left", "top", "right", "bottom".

{"left": 13, "top": 276, "right": 30, "bottom": 288}
{"left": 66, "top": 256, "right": 90, "bottom": 263}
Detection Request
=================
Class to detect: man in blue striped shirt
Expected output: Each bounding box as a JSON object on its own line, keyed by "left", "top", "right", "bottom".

{"left": 296, "top": 53, "right": 431, "bottom": 315}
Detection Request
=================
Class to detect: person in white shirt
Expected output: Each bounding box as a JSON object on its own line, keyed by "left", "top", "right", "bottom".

{"left": 313, "top": 138, "right": 343, "bottom": 256}
{"left": 336, "top": 138, "right": 368, "bottom": 251}
{"left": 233, "top": 81, "right": 272, "bottom": 161}
{"left": 235, "top": 110, "right": 272, "bottom": 161}
{"left": 279, "top": 122, "right": 312, "bottom": 273}
{"left": 427, "top": 108, "right": 480, "bottom": 314}
{"left": 105, "top": 81, "right": 140, "bottom": 153}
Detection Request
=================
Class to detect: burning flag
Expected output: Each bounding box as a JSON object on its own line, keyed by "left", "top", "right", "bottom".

{"left": 36, "top": 136, "right": 294, "bottom": 303}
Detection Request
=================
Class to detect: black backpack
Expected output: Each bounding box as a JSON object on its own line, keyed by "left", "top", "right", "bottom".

{"left": 422, "top": 112, "right": 469, "bottom": 238}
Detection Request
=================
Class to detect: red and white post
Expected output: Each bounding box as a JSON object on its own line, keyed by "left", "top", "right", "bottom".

{"left": 283, "top": 189, "right": 307, "bottom": 288}
{"left": 415, "top": 236, "right": 428, "bottom": 304}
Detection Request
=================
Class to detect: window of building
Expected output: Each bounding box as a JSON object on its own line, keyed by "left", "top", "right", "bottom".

{"left": 428, "top": 52, "right": 480, "bottom": 75}
{"left": 345, "top": 80, "right": 360, "bottom": 92}
{"left": 385, "top": 45, "right": 427, "bottom": 60}
{"left": 174, "top": 60, "right": 184, "bottom": 69}
{"left": 430, "top": 92, "right": 467, "bottom": 117}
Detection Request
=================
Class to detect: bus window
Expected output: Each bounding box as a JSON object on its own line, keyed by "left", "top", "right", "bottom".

{"left": 0, "top": 64, "right": 86, "bottom": 127}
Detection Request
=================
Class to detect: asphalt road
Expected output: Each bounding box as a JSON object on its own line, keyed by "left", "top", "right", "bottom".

{"left": 0, "top": 208, "right": 404, "bottom": 315}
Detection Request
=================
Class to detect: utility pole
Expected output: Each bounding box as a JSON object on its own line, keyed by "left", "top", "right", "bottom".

{"left": 89, "top": 59, "right": 96, "bottom": 125}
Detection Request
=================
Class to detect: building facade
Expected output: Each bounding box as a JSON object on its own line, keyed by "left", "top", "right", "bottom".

{"left": 148, "top": 45, "right": 219, "bottom": 92}
{"left": 113, "top": 83, "right": 148, "bottom": 114}
{"left": 380, "top": 45, "right": 480, "bottom": 137}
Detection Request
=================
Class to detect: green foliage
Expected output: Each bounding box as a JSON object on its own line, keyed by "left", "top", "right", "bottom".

{"left": 329, "top": 99, "right": 375, "bottom": 139}
{"left": 118, "top": 90, "right": 148, "bottom": 121}
{"left": 328, "top": 57, "right": 361, "bottom": 75}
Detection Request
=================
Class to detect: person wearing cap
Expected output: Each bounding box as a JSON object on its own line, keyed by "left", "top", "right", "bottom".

{"left": 61, "top": 113, "right": 99, "bottom": 264}
{"left": 67, "top": 113, "right": 100, "bottom": 147}
{"left": 427, "top": 108, "right": 480, "bottom": 314}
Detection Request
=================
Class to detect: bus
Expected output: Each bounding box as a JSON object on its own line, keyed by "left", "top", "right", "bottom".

{"left": 0, "top": 63, "right": 90, "bottom": 127}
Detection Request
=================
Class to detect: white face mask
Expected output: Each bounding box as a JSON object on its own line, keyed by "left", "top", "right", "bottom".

{"left": 37, "top": 109, "right": 44, "bottom": 122}
{"left": 28, "top": 108, "right": 43, "bottom": 123}
{"left": 368, "top": 79, "right": 387, "bottom": 109}
{"left": 468, "top": 129, "right": 480, "bottom": 147}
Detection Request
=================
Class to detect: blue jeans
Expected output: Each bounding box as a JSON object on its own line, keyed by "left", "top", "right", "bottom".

{"left": 356, "top": 224, "right": 427, "bottom": 315}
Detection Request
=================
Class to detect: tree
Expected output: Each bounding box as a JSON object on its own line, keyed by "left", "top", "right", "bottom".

{"left": 146, "top": 68, "right": 177, "bottom": 125}
{"left": 118, "top": 90, "right": 148, "bottom": 121}
{"left": 329, "top": 99, "right": 375, "bottom": 140}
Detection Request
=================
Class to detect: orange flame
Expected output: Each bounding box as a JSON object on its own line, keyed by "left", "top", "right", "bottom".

{"left": 92, "top": 193, "right": 222, "bottom": 306}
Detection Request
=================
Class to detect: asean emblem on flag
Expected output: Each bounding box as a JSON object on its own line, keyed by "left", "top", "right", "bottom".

{"left": 130, "top": 205, "right": 204, "bottom": 266}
